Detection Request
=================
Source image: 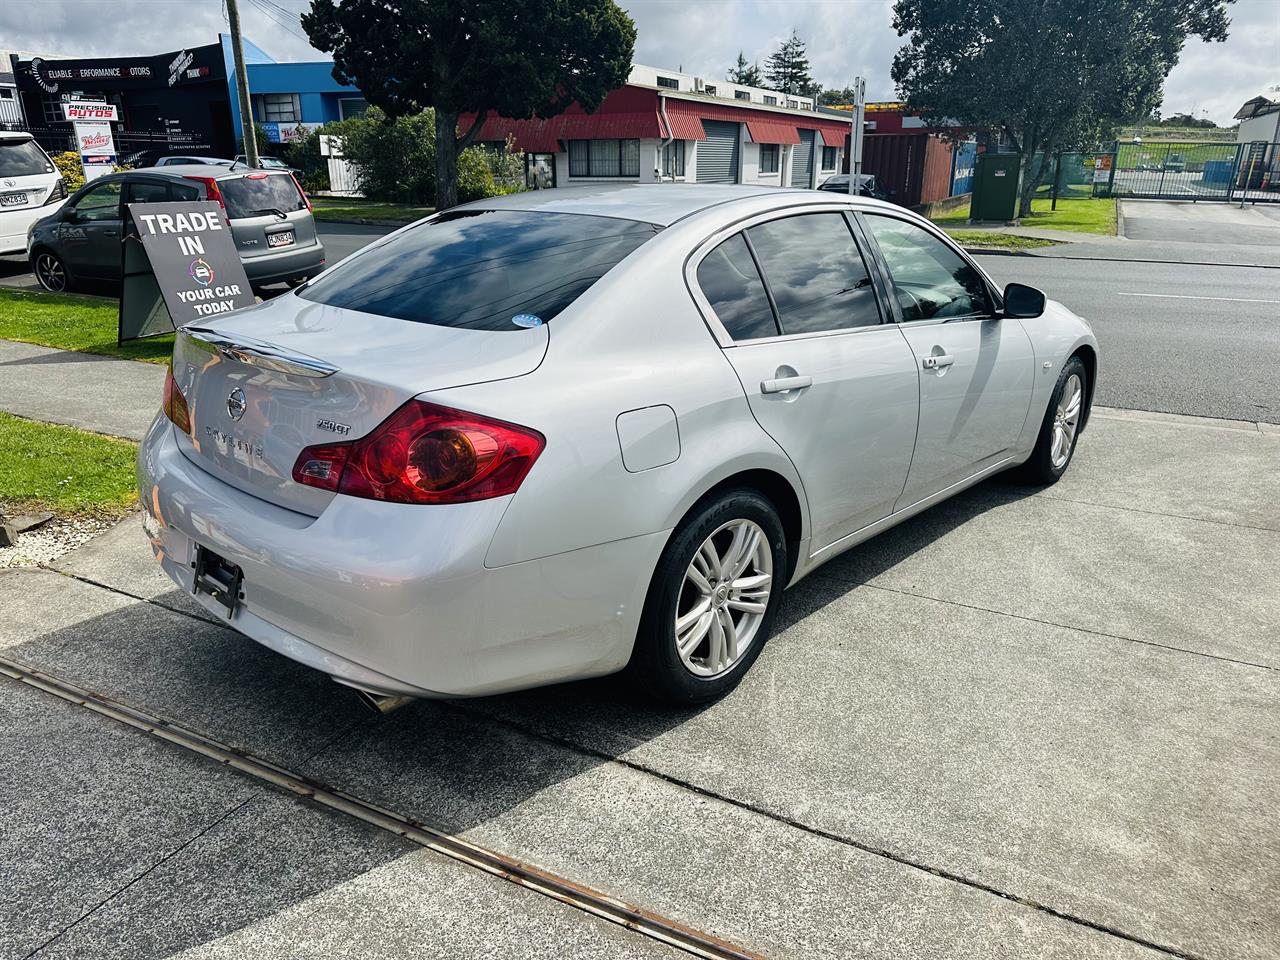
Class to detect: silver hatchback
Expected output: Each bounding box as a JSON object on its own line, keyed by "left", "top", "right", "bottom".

{"left": 138, "top": 185, "right": 1097, "bottom": 708}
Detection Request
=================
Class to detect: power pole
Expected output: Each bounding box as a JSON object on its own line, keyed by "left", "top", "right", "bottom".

{"left": 226, "top": 0, "right": 259, "bottom": 167}
{"left": 846, "top": 77, "right": 865, "bottom": 196}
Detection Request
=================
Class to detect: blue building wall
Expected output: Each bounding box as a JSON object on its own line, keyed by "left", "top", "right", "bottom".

{"left": 221, "top": 34, "right": 360, "bottom": 143}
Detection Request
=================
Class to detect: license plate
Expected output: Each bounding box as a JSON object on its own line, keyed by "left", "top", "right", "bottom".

{"left": 0, "top": 192, "right": 27, "bottom": 208}
{"left": 267, "top": 230, "right": 295, "bottom": 248}
{"left": 193, "top": 545, "right": 243, "bottom": 616}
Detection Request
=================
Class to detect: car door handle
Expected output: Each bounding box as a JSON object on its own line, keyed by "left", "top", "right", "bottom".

{"left": 760, "top": 375, "right": 813, "bottom": 394}
{"left": 103, "top": 229, "right": 118, "bottom": 238}
{"left": 921, "top": 354, "right": 955, "bottom": 370}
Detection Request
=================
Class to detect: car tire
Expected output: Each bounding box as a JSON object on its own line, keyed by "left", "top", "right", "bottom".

{"left": 1017, "top": 356, "right": 1088, "bottom": 485}
{"left": 629, "top": 488, "right": 787, "bottom": 705}
{"left": 32, "top": 250, "right": 72, "bottom": 293}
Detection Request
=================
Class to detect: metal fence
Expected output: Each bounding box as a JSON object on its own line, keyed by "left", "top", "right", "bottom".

{"left": 1106, "top": 140, "right": 1279, "bottom": 203}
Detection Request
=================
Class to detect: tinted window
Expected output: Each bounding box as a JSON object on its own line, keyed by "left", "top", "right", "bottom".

{"left": 72, "top": 181, "right": 122, "bottom": 222}
{"left": 125, "top": 180, "right": 170, "bottom": 204}
{"left": 864, "top": 215, "right": 990, "bottom": 321}
{"left": 218, "top": 172, "right": 306, "bottom": 219}
{"left": 170, "top": 182, "right": 201, "bottom": 201}
{"left": 746, "top": 213, "right": 880, "bottom": 334}
{"left": 299, "top": 209, "right": 659, "bottom": 330}
{"left": 0, "top": 139, "right": 53, "bottom": 177}
{"left": 697, "top": 234, "right": 778, "bottom": 341}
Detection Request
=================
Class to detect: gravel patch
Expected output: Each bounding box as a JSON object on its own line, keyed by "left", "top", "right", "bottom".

{"left": 0, "top": 512, "right": 121, "bottom": 568}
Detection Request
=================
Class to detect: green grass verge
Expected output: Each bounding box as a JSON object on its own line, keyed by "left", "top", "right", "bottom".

{"left": 0, "top": 411, "right": 138, "bottom": 517}
{"left": 311, "top": 200, "right": 433, "bottom": 223}
{"left": 931, "top": 197, "right": 1116, "bottom": 236}
{"left": 0, "top": 289, "right": 172, "bottom": 364}
{"left": 944, "top": 231, "right": 1059, "bottom": 250}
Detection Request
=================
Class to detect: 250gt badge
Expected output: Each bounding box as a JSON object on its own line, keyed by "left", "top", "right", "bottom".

{"left": 316, "top": 418, "right": 351, "bottom": 436}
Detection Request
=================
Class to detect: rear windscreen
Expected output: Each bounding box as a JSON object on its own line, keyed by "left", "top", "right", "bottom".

{"left": 0, "top": 139, "right": 53, "bottom": 178}
{"left": 219, "top": 173, "right": 306, "bottom": 219}
{"left": 298, "top": 209, "right": 661, "bottom": 331}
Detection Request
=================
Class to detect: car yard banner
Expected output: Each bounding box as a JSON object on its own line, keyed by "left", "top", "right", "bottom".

{"left": 73, "top": 119, "right": 117, "bottom": 182}
{"left": 119, "top": 201, "right": 254, "bottom": 342}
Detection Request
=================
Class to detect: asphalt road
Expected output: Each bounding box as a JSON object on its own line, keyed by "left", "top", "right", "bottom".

{"left": 975, "top": 254, "right": 1280, "bottom": 424}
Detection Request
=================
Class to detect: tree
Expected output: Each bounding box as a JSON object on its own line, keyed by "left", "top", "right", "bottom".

{"left": 765, "top": 30, "right": 818, "bottom": 98}
{"left": 727, "top": 51, "right": 764, "bottom": 87}
{"left": 890, "top": 0, "right": 1232, "bottom": 216}
{"left": 302, "top": 0, "right": 636, "bottom": 209}
{"left": 818, "top": 86, "right": 862, "bottom": 107}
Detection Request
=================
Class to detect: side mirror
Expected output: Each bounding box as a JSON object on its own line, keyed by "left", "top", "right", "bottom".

{"left": 1002, "top": 282, "right": 1046, "bottom": 319}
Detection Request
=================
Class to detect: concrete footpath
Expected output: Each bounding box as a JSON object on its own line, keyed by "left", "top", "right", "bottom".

{"left": 1, "top": 407, "right": 1277, "bottom": 959}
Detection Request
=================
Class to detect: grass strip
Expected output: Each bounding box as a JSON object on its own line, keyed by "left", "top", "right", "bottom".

{"left": 0, "top": 289, "right": 172, "bottom": 364}
{"left": 0, "top": 412, "right": 138, "bottom": 517}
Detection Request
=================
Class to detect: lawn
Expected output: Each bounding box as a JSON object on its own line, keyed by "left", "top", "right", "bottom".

{"left": 311, "top": 199, "right": 433, "bottom": 223}
{"left": 0, "top": 289, "right": 172, "bottom": 364}
{"left": 0, "top": 412, "right": 138, "bottom": 517}
{"left": 931, "top": 197, "right": 1117, "bottom": 236}
{"left": 944, "top": 231, "right": 1059, "bottom": 250}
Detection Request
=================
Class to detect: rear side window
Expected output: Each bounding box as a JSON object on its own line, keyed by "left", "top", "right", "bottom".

{"left": 219, "top": 173, "right": 306, "bottom": 219}
{"left": 0, "top": 139, "right": 53, "bottom": 177}
{"left": 696, "top": 234, "right": 778, "bottom": 340}
{"left": 299, "top": 209, "right": 659, "bottom": 331}
{"left": 746, "top": 213, "right": 881, "bottom": 334}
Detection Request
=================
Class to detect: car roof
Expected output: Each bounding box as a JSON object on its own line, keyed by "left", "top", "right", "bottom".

{"left": 0, "top": 131, "right": 36, "bottom": 143}
{"left": 460, "top": 183, "right": 876, "bottom": 227}
{"left": 139, "top": 163, "right": 288, "bottom": 179}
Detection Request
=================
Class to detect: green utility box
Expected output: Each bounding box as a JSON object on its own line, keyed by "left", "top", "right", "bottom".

{"left": 970, "top": 153, "right": 1022, "bottom": 222}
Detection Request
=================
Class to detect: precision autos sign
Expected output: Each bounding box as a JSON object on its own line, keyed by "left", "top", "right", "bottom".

{"left": 62, "top": 101, "right": 119, "bottom": 121}
{"left": 128, "top": 201, "right": 254, "bottom": 324}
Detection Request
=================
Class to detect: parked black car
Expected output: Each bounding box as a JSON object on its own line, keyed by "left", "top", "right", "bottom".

{"left": 817, "top": 173, "right": 892, "bottom": 202}
{"left": 26, "top": 165, "right": 325, "bottom": 294}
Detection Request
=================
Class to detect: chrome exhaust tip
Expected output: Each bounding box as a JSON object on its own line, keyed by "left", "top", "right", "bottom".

{"left": 351, "top": 688, "right": 416, "bottom": 715}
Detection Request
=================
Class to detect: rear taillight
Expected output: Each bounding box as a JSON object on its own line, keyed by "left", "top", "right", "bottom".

{"left": 290, "top": 172, "right": 313, "bottom": 212}
{"left": 163, "top": 368, "right": 191, "bottom": 434}
{"left": 46, "top": 178, "right": 67, "bottom": 204}
{"left": 292, "top": 401, "right": 544, "bottom": 505}
{"left": 183, "top": 175, "right": 225, "bottom": 209}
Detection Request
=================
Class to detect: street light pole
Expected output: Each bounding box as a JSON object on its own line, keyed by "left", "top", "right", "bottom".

{"left": 226, "top": 0, "right": 259, "bottom": 168}
{"left": 846, "top": 76, "right": 865, "bottom": 196}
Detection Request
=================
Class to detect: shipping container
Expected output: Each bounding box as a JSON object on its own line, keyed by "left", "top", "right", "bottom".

{"left": 860, "top": 133, "right": 956, "bottom": 208}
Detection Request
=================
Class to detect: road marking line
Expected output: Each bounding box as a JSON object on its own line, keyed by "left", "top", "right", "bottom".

{"left": 1116, "top": 292, "right": 1280, "bottom": 304}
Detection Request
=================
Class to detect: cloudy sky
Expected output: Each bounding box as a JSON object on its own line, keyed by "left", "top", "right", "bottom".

{"left": 3, "top": 0, "right": 1276, "bottom": 125}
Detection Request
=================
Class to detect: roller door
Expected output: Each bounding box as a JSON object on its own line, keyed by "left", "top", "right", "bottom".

{"left": 790, "top": 129, "right": 815, "bottom": 188}
{"left": 697, "top": 120, "right": 740, "bottom": 183}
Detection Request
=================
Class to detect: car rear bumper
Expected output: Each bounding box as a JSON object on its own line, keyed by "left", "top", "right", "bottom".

{"left": 0, "top": 206, "right": 48, "bottom": 256}
{"left": 137, "top": 415, "right": 660, "bottom": 698}
{"left": 240, "top": 240, "right": 325, "bottom": 285}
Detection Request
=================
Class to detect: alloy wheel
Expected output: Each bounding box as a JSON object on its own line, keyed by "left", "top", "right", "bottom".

{"left": 674, "top": 518, "right": 773, "bottom": 678}
{"left": 1051, "top": 373, "right": 1083, "bottom": 469}
{"left": 35, "top": 253, "right": 66, "bottom": 293}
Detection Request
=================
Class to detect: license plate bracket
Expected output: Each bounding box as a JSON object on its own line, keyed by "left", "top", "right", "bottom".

{"left": 267, "top": 229, "right": 295, "bottom": 248}
{"left": 0, "top": 192, "right": 27, "bottom": 208}
{"left": 193, "top": 546, "right": 243, "bottom": 616}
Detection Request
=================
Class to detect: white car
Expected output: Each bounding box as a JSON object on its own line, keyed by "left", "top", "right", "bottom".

{"left": 138, "top": 185, "right": 1097, "bottom": 709}
{"left": 0, "top": 132, "right": 66, "bottom": 256}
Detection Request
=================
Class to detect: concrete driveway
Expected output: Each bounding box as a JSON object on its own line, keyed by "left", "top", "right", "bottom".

{"left": 1, "top": 407, "right": 1278, "bottom": 960}
{"left": 1121, "top": 199, "right": 1280, "bottom": 246}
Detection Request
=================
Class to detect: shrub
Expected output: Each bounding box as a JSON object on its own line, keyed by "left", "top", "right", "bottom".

{"left": 52, "top": 152, "right": 84, "bottom": 192}
{"left": 280, "top": 128, "right": 330, "bottom": 193}
{"left": 456, "top": 146, "right": 499, "bottom": 203}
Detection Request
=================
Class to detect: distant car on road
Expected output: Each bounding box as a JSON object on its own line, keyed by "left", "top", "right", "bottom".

{"left": 155, "top": 156, "right": 235, "bottom": 167}
{"left": 0, "top": 132, "right": 67, "bottom": 256}
{"left": 26, "top": 165, "right": 324, "bottom": 294}
{"left": 233, "top": 154, "right": 300, "bottom": 174}
{"left": 137, "top": 184, "right": 1097, "bottom": 709}
{"left": 817, "top": 173, "right": 891, "bottom": 202}
{"left": 1162, "top": 154, "right": 1186, "bottom": 173}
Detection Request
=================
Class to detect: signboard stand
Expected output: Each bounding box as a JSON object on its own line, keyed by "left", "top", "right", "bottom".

{"left": 118, "top": 201, "right": 255, "bottom": 344}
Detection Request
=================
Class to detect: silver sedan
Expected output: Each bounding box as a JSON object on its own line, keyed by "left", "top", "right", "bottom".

{"left": 138, "top": 184, "right": 1097, "bottom": 708}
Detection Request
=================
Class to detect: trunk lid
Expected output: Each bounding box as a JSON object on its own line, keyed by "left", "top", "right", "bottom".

{"left": 170, "top": 294, "right": 548, "bottom": 515}
{"left": 217, "top": 170, "right": 319, "bottom": 260}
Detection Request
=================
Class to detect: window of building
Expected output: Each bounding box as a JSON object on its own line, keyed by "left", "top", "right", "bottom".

{"left": 759, "top": 143, "right": 780, "bottom": 174}
{"left": 338, "top": 97, "right": 368, "bottom": 120}
{"left": 821, "top": 146, "right": 838, "bottom": 170}
{"left": 734, "top": 91, "right": 751, "bottom": 101}
{"left": 704, "top": 84, "right": 717, "bottom": 96}
{"left": 696, "top": 233, "right": 779, "bottom": 341}
{"left": 0, "top": 89, "right": 13, "bottom": 99}
{"left": 41, "top": 94, "right": 66, "bottom": 124}
{"left": 763, "top": 95, "right": 778, "bottom": 106}
{"left": 787, "top": 99, "right": 799, "bottom": 109}
{"left": 662, "top": 140, "right": 685, "bottom": 178}
{"left": 568, "top": 139, "right": 641, "bottom": 178}
{"left": 747, "top": 213, "right": 882, "bottom": 334}
{"left": 259, "top": 92, "right": 299, "bottom": 123}
{"left": 799, "top": 102, "right": 812, "bottom": 110}
{"left": 656, "top": 76, "right": 679, "bottom": 89}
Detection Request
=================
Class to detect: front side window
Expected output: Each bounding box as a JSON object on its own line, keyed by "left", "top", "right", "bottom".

{"left": 299, "top": 209, "right": 659, "bottom": 330}
{"left": 125, "top": 180, "right": 170, "bottom": 204}
{"left": 71, "top": 181, "right": 122, "bottom": 221}
{"left": 568, "top": 139, "right": 641, "bottom": 178}
{"left": 746, "top": 213, "right": 881, "bottom": 334}
{"left": 696, "top": 233, "right": 778, "bottom": 341}
{"left": 863, "top": 214, "right": 991, "bottom": 322}
{"left": 759, "top": 144, "right": 779, "bottom": 174}
{"left": 821, "top": 146, "right": 838, "bottom": 170}
{"left": 662, "top": 140, "right": 685, "bottom": 178}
